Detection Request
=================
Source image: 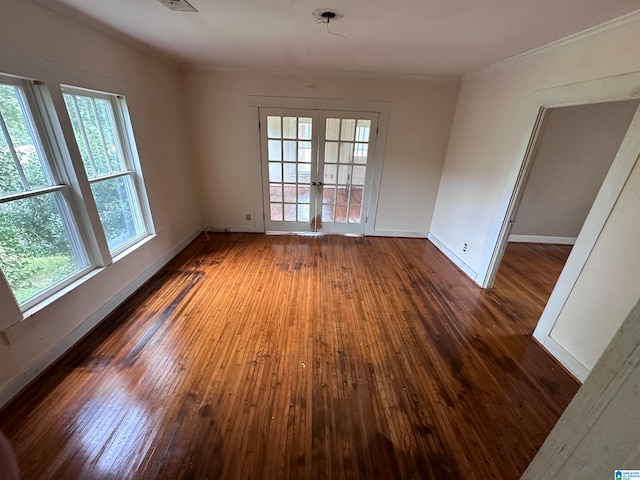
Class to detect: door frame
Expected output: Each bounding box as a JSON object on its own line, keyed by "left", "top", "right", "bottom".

{"left": 258, "top": 107, "right": 319, "bottom": 234}
{"left": 249, "top": 96, "right": 391, "bottom": 236}
{"left": 478, "top": 72, "right": 640, "bottom": 380}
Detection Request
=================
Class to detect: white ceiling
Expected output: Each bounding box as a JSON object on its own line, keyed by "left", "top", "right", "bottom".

{"left": 41, "top": 0, "right": 640, "bottom": 76}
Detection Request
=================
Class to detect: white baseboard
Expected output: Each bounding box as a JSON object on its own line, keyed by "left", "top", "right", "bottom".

{"left": 533, "top": 331, "right": 589, "bottom": 383}
{"left": 509, "top": 235, "right": 577, "bottom": 245}
{"left": 427, "top": 233, "right": 478, "bottom": 283}
{"left": 369, "top": 230, "right": 428, "bottom": 238}
{"left": 206, "top": 224, "right": 262, "bottom": 233}
{"left": 0, "top": 371, "right": 28, "bottom": 410}
{"left": 0, "top": 227, "right": 202, "bottom": 408}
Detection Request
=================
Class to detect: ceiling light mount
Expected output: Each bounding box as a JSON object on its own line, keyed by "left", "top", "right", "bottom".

{"left": 312, "top": 9, "right": 344, "bottom": 24}
{"left": 158, "top": 0, "right": 198, "bottom": 13}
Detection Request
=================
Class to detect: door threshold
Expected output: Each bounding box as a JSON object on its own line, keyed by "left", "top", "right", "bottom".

{"left": 265, "top": 231, "right": 364, "bottom": 238}
{"left": 266, "top": 231, "right": 325, "bottom": 237}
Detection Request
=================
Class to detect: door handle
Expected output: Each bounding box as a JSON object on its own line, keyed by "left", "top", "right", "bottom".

{"left": 312, "top": 182, "right": 324, "bottom": 186}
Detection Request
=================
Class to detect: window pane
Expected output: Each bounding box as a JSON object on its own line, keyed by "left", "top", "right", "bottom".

{"left": 297, "top": 204, "right": 310, "bottom": 222}
{"left": 324, "top": 164, "right": 337, "bottom": 184}
{"left": 283, "top": 185, "right": 296, "bottom": 202}
{"left": 338, "top": 164, "right": 351, "bottom": 184}
{"left": 326, "top": 118, "right": 340, "bottom": 141}
{"left": 352, "top": 166, "right": 366, "bottom": 185}
{"left": 354, "top": 143, "right": 368, "bottom": 164}
{"left": 269, "top": 184, "right": 282, "bottom": 202}
{"left": 336, "top": 187, "right": 349, "bottom": 204}
{"left": 267, "top": 116, "right": 281, "bottom": 138}
{"left": 298, "top": 141, "right": 312, "bottom": 163}
{"left": 355, "top": 120, "right": 371, "bottom": 142}
{"left": 283, "top": 140, "right": 296, "bottom": 161}
{"left": 268, "top": 140, "right": 281, "bottom": 161}
{"left": 348, "top": 206, "right": 362, "bottom": 224}
{"left": 339, "top": 143, "right": 354, "bottom": 164}
{"left": 0, "top": 84, "right": 50, "bottom": 195}
{"left": 63, "top": 94, "right": 94, "bottom": 177}
{"left": 0, "top": 192, "right": 87, "bottom": 304}
{"left": 298, "top": 163, "right": 310, "bottom": 184}
{"left": 298, "top": 186, "right": 310, "bottom": 203}
{"left": 284, "top": 204, "right": 296, "bottom": 221}
{"left": 298, "top": 118, "right": 312, "bottom": 140}
{"left": 270, "top": 203, "right": 283, "bottom": 221}
{"left": 63, "top": 94, "right": 126, "bottom": 179}
{"left": 90, "top": 176, "right": 144, "bottom": 252}
{"left": 268, "top": 163, "right": 282, "bottom": 182}
{"left": 283, "top": 117, "right": 296, "bottom": 139}
{"left": 340, "top": 119, "right": 356, "bottom": 141}
{"left": 351, "top": 187, "right": 364, "bottom": 205}
{"left": 325, "top": 142, "right": 338, "bottom": 163}
{"left": 322, "top": 204, "right": 334, "bottom": 222}
{"left": 94, "top": 98, "right": 125, "bottom": 174}
{"left": 283, "top": 163, "right": 296, "bottom": 183}
{"left": 322, "top": 186, "right": 336, "bottom": 204}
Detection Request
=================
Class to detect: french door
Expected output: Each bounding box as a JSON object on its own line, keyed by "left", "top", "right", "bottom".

{"left": 259, "top": 108, "right": 378, "bottom": 234}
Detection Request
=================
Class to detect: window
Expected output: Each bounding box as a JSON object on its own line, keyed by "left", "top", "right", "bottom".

{"left": 0, "top": 77, "right": 90, "bottom": 308}
{"left": 0, "top": 74, "right": 154, "bottom": 312}
{"left": 62, "top": 87, "right": 149, "bottom": 254}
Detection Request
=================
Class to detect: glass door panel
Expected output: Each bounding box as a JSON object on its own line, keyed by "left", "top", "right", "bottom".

{"left": 261, "top": 109, "right": 317, "bottom": 232}
{"left": 316, "top": 112, "right": 378, "bottom": 235}
{"left": 260, "top": 108, "right": 377, "bottom": 235}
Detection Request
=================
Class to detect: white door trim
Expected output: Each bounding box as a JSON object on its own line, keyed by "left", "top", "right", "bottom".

{"left": 477, "top": 71, "right": 640, "bottom": 380}
{"left": 249, "top": 96, "right": 390, "bottom": 236}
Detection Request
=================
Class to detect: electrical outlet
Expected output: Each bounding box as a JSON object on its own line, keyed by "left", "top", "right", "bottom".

{"left": 246, "top": 214, "right": 251, "bottom": 221}
{"left": 463, "top": 243, "right": 468, "bottom": 252}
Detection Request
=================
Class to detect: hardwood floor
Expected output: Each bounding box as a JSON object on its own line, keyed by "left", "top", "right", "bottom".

{"left": 0, "top": 235, "right": 579, "bottom": 479}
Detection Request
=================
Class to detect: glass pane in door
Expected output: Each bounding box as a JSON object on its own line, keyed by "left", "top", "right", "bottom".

{"left": 266, "top": 115, "right": 313, "bottom": 223}
{"left": 321, "top": 118, "right": 371, "bottom": 224}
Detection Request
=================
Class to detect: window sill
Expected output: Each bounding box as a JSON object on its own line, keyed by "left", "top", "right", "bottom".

{"left": 1, "top": 234, "right": 157, "bottom": 345}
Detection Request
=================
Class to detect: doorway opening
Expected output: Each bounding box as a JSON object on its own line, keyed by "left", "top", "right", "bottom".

{"left": 489, "top": 99, "right": 639, "bottom": 335}
{"left": 259, "top": 108, "right": 378, "bottom": 235}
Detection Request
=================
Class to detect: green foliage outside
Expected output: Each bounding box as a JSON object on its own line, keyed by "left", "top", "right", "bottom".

{"left": 63, "top": 93, "right": 141, "bottom": 251}
{"left": 0, "top": 84, "right": 79, "bottom": 303}
{"left": 0, "top": 85, "right": 143, "bottom": 304}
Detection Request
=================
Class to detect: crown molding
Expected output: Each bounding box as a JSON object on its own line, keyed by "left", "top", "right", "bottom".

{"left": 180, "top": 63, "right": 461, "bottom": 83}
{"left": 467, "top": 9, "right": 640, "bottom": 79}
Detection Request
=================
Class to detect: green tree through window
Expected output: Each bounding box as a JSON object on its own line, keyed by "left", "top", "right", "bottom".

{"left": 63, "top": 89, "right": 146, "bottom": 253}
{"left": 0, "top": 81, "right": 88, "bottom": 305}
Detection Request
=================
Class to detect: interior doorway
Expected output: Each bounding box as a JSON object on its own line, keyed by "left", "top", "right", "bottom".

{"left": 488, "top": 99, "right": 639, "bottom": 333}
{"left": 259, "top": 107, "right": 378, "bottom": 235}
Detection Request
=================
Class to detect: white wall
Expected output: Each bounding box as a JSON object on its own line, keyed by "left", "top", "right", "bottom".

{"left": 0, "top": 0, "right": 201, "bottom": 405}
{"left": 523, "top": 299, "right": 640, "bottom": 478}
{"left": 429, "top": 16, "right": 640, "bottom": 374}
{"left": 549, "top": 157, "right": 640, "bottom": 370}
{"left": 511, "top": 101, "right": 637, "bottom": 239}
{"left": 182, "top": 69, "right": 459, "bottom": 235}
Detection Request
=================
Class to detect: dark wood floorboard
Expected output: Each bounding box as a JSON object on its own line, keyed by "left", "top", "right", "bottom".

{"left": 0, "top": 235, "right": 579, "bottom": 479}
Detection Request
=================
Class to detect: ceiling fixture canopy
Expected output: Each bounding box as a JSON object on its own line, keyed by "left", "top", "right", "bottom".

{"left": 312, "top": 9, "right": 346, "bottom": 39}
{"left": 158, "top": 0, "right": 198, "bottom": 13}
{"left": 312, "top": 9, "right": 344, "bottom": 24}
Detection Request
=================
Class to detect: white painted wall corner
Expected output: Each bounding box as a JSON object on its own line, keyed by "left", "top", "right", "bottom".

{"left": 427, "top": 233, "right": 478, "bottom": 283}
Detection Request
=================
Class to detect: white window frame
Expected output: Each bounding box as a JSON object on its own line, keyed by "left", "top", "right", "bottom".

{"left": 60, "top": 85, "right": 154, "bottom": 258}
{"left": 0, "top": 74, "right": 94, "bottom": 311}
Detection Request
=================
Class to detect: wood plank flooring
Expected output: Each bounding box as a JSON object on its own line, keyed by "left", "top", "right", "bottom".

{"left": 0, "top": 235, "right": 579, "bottom": 479}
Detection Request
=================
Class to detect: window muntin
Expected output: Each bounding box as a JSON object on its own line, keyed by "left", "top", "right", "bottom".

{"left": 63, "top": 89, "right": 148, "bottom": 255}
{"left": 90, "top": 175, "right": 144, "bottom": 252}
{"left": 0, "top": 79, "right": 90, "bottom": 308}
